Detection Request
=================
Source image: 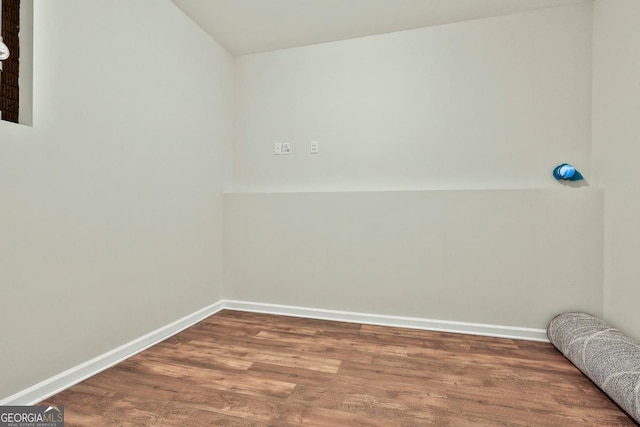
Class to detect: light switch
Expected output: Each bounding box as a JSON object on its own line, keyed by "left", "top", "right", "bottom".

{"left": 274, "top": 143, "right": 282, "bottom": 155}
{"left": 282, "top": 142, "right": 291, "bottom": 155}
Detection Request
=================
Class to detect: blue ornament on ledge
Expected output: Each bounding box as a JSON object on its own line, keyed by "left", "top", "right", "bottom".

{"left": 553, "top": 163, "right": 583, "bottom": 181}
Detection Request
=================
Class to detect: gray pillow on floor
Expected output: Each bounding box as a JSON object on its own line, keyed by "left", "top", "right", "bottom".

{"left": 547, "top": 312, "right": 640, "bottom": 423}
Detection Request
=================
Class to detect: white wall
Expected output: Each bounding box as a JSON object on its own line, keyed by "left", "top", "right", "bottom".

{"left": 592, "top": 0, "right": 640, "bottom": 341}
{"left": 233, "top": 3, "right": 593, "bottom": 193}
{"left": 0, "top": 0, "right": 612, "bottom": 402}
{"left": 225, "top": 189, "right": 603, "bottom": 330}
{"left": 226, "top": 2, "right": 601, "bottom": 334}
{"left": 0, "top": 0, "right": 233, "bottom": 399}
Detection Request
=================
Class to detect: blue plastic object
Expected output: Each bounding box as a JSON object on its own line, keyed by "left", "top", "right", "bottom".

{"left": 553, "top": 163, "right": 583, "bottom": 181}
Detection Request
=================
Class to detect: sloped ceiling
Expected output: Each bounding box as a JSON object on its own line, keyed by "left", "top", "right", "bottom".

{"left": 171, "top": 0, "right": 591, "bottom": 56}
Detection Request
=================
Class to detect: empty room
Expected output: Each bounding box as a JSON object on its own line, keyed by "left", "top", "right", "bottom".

{"left": 1, "top": 0, "right": 639, "bottom": 425}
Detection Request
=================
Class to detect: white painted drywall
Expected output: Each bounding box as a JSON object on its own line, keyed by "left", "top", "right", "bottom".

{"left": 592, "top": 0, "right": 640, "bottom": 341}
{"left": 233, "top": 3, "right": 593, "bottom": 193}
{"left": 0, "top": 0, "right": 233, "bottom": 399}
{"left": 224, "top": 189, "right": 603, "bottom": 329}
{"left": 171, "top": 0, "right": 591, "bottom": 56}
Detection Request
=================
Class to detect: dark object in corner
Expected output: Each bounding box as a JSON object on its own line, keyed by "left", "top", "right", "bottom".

{"left": 1, "top": 0, "right": 20, "bottom": 123}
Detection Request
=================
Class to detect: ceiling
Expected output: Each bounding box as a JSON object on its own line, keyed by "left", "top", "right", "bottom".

{"left": 171, "top": 0, "right": 591, "bottom": 56}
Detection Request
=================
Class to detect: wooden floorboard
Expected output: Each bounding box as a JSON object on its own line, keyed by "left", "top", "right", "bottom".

{"left": 41, "top": 310, "right": 637, "bottom": 426}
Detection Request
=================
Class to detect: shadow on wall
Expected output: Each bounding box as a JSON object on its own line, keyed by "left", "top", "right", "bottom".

{"left": 557, "top": 179, "right": 590, "bottom": 188}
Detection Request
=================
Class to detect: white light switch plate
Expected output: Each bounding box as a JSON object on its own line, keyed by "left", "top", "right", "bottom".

{"left": 274, "top": 143, "right": 282, "bottom": 155}
{"left": 282, "top": 142, "right": 291, "bottom": 154}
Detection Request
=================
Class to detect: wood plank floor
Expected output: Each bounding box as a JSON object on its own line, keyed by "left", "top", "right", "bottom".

{"left": 41, "top": 310, "right": 637, "bottom": 426}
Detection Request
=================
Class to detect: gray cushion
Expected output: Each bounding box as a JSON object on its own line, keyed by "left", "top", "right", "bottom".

{"left": 548, "top": 312, "right": 640, "bottom": 423}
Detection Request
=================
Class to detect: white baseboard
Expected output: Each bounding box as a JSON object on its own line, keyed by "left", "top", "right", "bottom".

{"left": 0, "top": 301, "right": 226, "bottom": 406}
{"left": 1, "top": 299, "right": 547, "bottom": 405}
{"left": 222, "top": 300, "right": 549, "bottom": 342}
